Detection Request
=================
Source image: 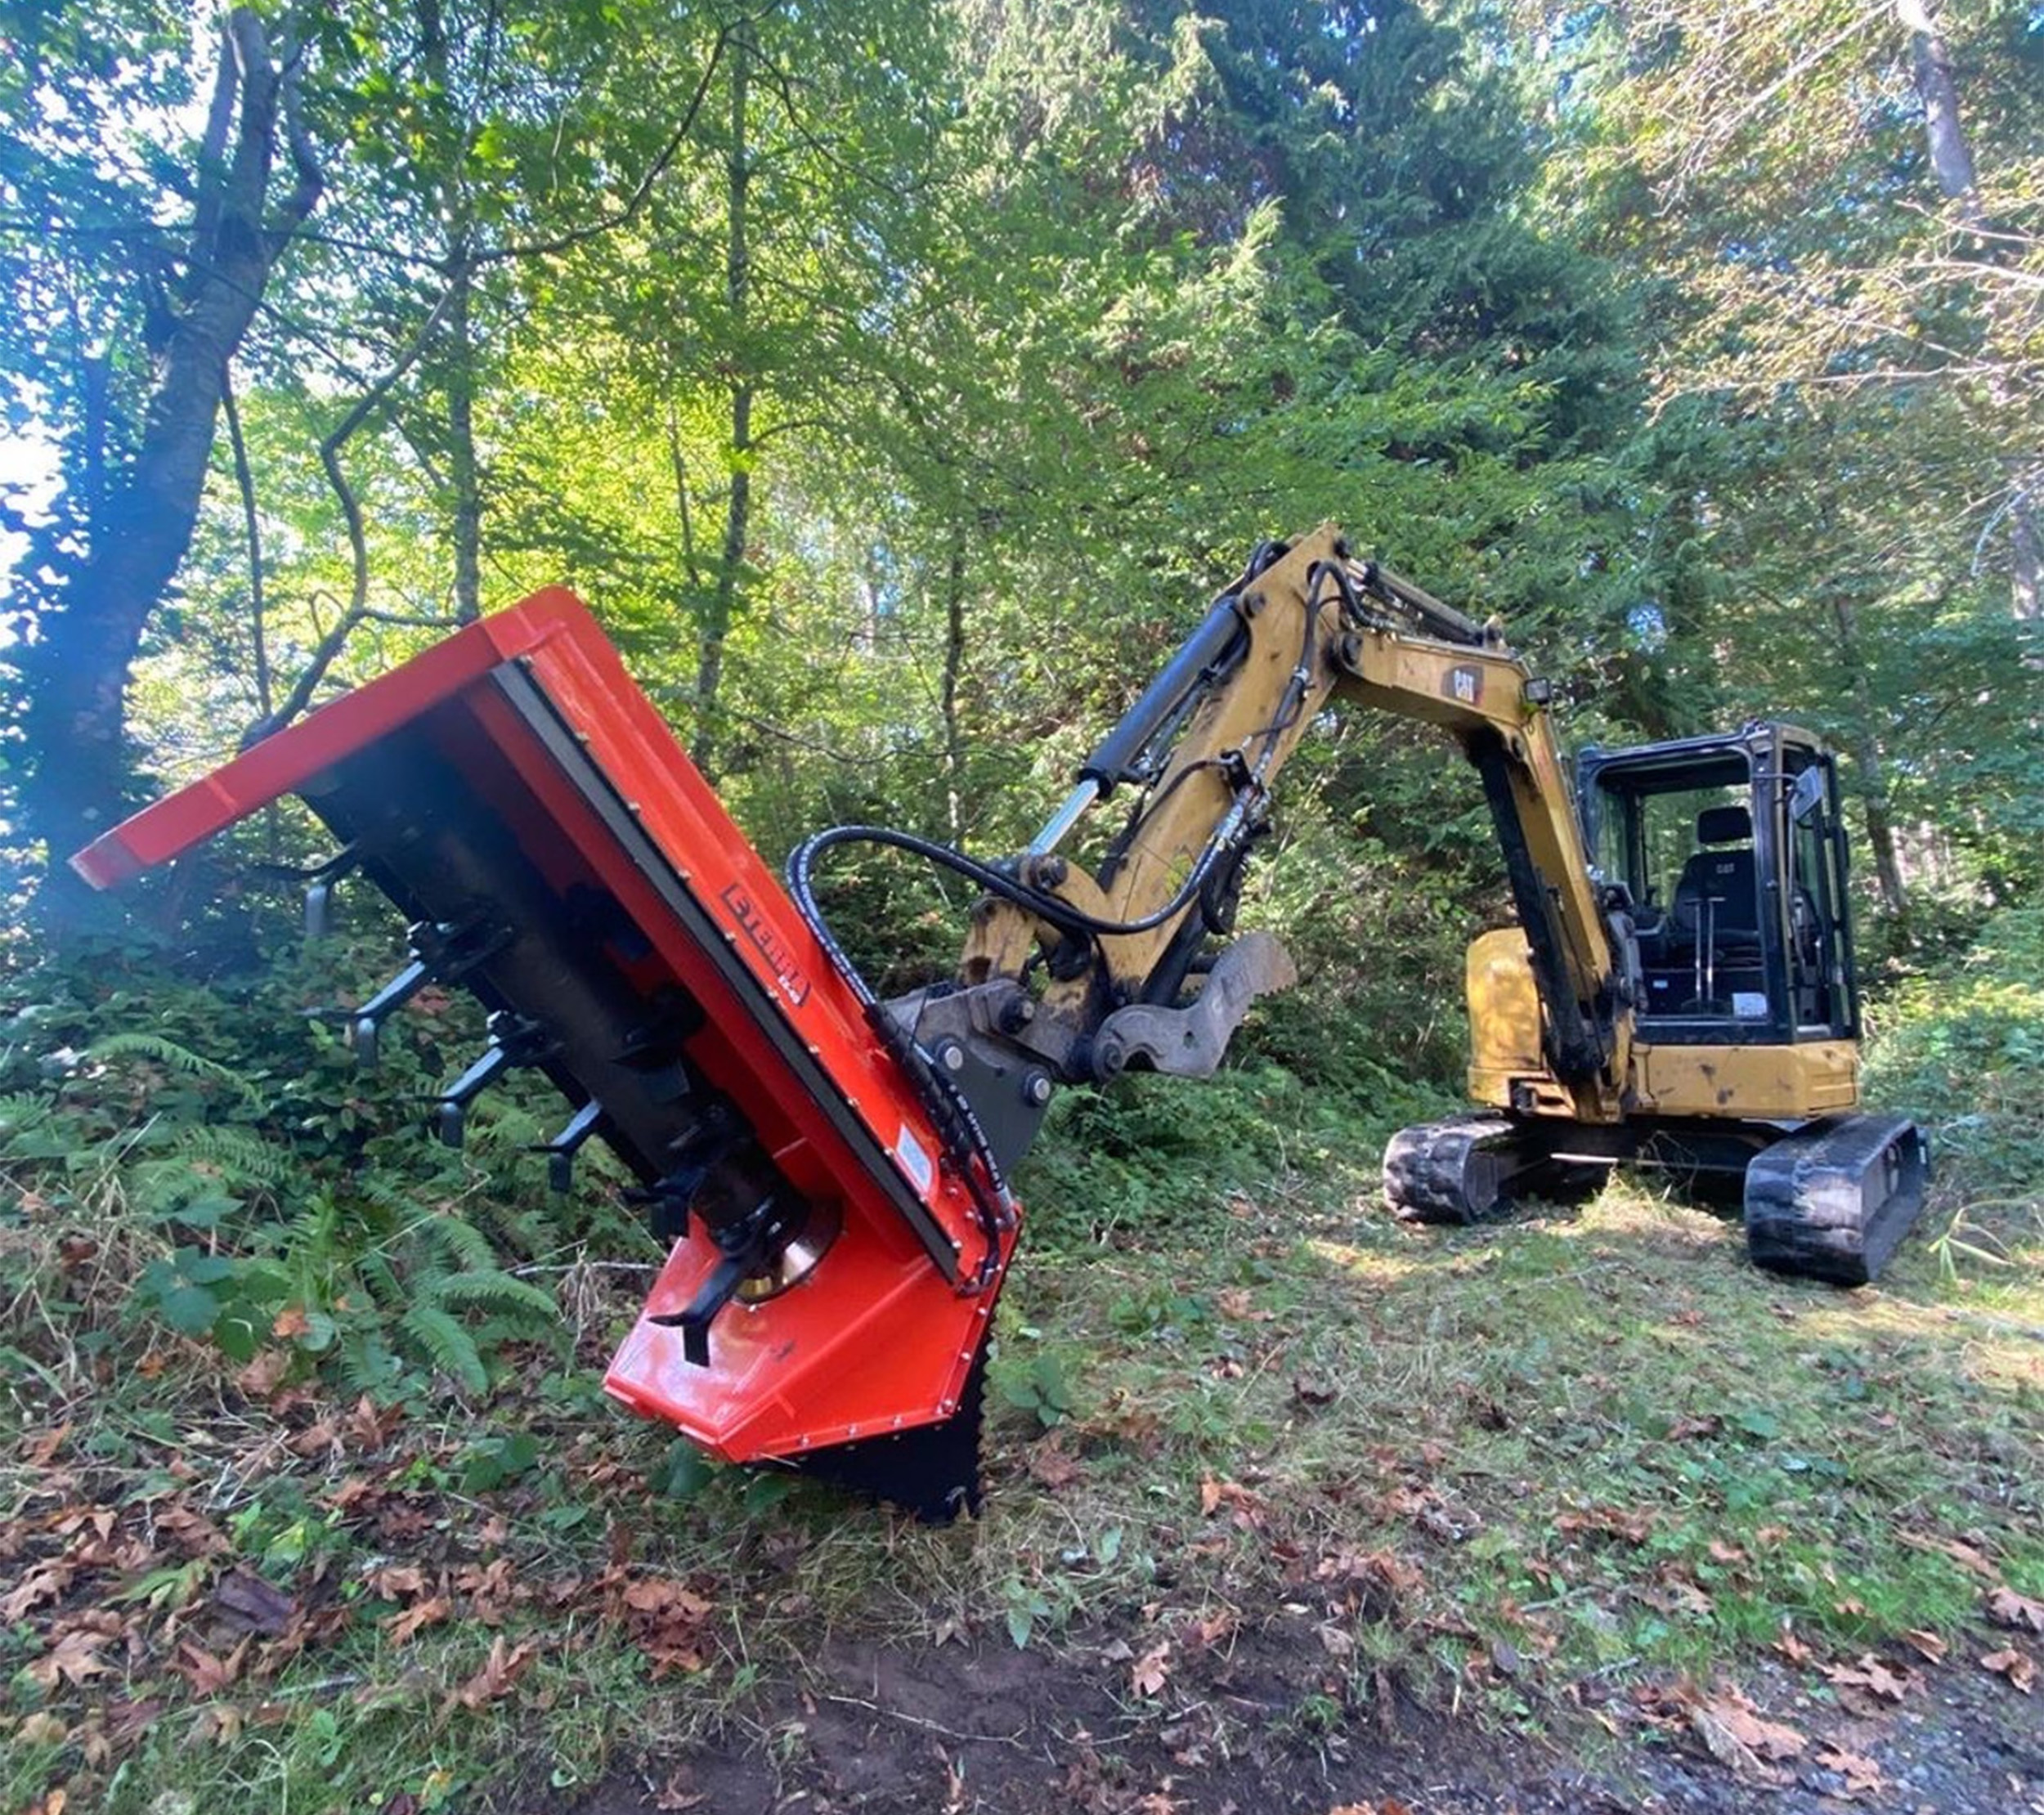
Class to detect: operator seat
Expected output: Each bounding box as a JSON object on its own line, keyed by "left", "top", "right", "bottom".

{"left": 1671, "top": 804, "right": 1760, "bottom": 950}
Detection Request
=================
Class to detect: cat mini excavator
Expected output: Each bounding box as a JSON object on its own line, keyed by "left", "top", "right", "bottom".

{"left": 74, "top": 524, "right": 1927, "bottom": 1515}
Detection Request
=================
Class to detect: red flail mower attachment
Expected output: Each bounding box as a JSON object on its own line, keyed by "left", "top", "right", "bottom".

{"left": 75, "top": 592, "right": 1015, "bottom": 1517}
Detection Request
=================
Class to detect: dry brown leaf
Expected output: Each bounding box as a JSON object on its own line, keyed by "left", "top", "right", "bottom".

{"left": 271, "top": 1305, "right": 311, "bottom": 1339}
{"left": 1813, "top": 1741, "right": 1884, "bottom": 1799}
{"left": 158, "top": 1504, "right": 229, "bottom": 1557}
{"left": 176, "top": 1636, "right": 252, "bottom": 1696}
{"left": 27, "top": 1625, "right": 113, "bottom": 1691}
{"left": 1026, "top": 1439, "right": 1082, "bottom": 1490}
{"left": 1980, "top": 1647, "right": 2037, "bottom": 1694}
{"left": 368, "top": 1563, "right": 431, "bottom": 1600}
{"left": 1986, "top": 1586, "right": 2044, "bottom": 1635}
{"left": 15, "top": 1710, "right": 68, "bottom": 1747}
{"left": 22, "top": 1424, "right": 72, "bottom": 1467}
{"left": 1897, "top": 1530, "right": 1997, "bottom": 1578}
{"left": 384, "top": 1595, "right": 452, "bottom": 1645}
{"left": 1823, "top": 1653, "right": 1915, "bottom": 1710}
{"left": 1691, "top": 1688, "right": 1806, "bottom": 1777}
{"left": 287, "top": 1418, "right": 340, "bottom": 1459}
{"left": 1131, "top": 1641, "right": 1172, "bottom": 1696}
{"left": 1901, "top": 1628, "right": 1948, "bottom": 1665}
{"left": 2, "top": 1560, "right": 74, "bottom": 1621}
{"left": 1555, "top": 1506, "right": 1652, "bottom": 1545}
{"left": 446, "top": 1635, "right": 540, "bottom": 1710}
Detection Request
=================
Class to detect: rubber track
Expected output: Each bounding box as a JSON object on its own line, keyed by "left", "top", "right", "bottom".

{"left": 1743, "top": 1113, "right": 1930, "bottom": 1286}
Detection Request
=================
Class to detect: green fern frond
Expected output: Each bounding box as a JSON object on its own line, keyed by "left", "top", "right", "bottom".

{"left": 168, "top": 1124, "right": 295, "bottom": 1186}
{"left": 399, "top": 1303, "right": 487, "bottom": 1395}
{"left": 429, "top": 1269, "right": 560, "bottom": 1327}
{"left": 356, "top": 1251, "right": 405, "bottom": 1307}
{"left": 412, "top": 1212, "right": 496, "bottom": 1275}
{"left": 0, "top": 1092, "right": 54, "bottom": 1144}
{"left": 87, "top": 1033, "right": 262, "bottom": 1105}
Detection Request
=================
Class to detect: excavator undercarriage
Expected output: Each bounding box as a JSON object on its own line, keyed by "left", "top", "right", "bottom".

{"left": 75, "top": 526, "right": 1930, "bottom": 1514}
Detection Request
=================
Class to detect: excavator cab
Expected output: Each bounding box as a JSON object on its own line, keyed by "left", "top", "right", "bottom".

{"left": 1577, "top": 724, "right": 1858, "bottom": 1042}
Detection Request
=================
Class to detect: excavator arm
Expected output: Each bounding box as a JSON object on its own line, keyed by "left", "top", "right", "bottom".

{"left": 884, "top": 525, "right": 1631, "bottom": 1127}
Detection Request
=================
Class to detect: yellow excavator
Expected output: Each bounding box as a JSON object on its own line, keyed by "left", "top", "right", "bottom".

{"left": 78, "top": 522, "right": 1928, "bottom": 1514}
{"left": 923, "top": 523, "right": 1927, "bottom": 1287}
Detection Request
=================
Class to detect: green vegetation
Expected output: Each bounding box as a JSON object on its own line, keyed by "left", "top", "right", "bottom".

{"left": 2, "top": 0, "right": 2041, "bottom": 1807}
{"left": 2, "top": 925, "right": 2039, "bottom": 1809}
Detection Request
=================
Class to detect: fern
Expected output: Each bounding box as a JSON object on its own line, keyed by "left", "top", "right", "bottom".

{"left": 429, "top": 1269, "right": 560, "bottom": 1327}
{"left": 411, "top": 1211, "right": 496, "bottom": 1275}
{"left": 168, "top": 1124, "right": 295, "bottom": 1187}
{"left": 87, "top": 1033, "right": 262, "bottom": 1105}
{"left": 0, "top": 1091, "right": 53, "bottom": 1143}
{"left": 400, "top": 1302, "right": 487, "bottom": 1395}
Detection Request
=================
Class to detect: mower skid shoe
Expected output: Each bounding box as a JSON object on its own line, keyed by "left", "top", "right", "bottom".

{"left": 1743, "top": 1114, "right": 1930, "bottom": 1286}
{"left": 1383, "top": 1116, "right": 1550, "bottom": 1223}
{"left": 788, "top": 1335, "right": 992, "bottom": 1523}
{"left": 70, "top": 588, "right": 1020, "bottom": 1477}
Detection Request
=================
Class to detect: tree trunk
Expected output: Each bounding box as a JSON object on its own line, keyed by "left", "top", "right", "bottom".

{"left": 693, "top": 33, "right": 751, "bottom": 778}
{"left": 939, "top": 528, "right": 968, "bottom": 840}
{"left": 20, "top": 8, "right": 320, "bottom": 930}
{"left": 1828, "top": 594, "right": 1910, "bottom": 925}
{"left": 446, "top": 250, "right": 481, "bottom": 621}
{"left": 1894, "top": 1, "right": 1980, "bottom": 221}
{"left": 419, "top": 0, "right": 481, "bottom": 623}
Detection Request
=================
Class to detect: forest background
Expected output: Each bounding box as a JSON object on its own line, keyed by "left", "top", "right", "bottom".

{"left": 2, "top": 2, "right": 2042, "bottom": 1811}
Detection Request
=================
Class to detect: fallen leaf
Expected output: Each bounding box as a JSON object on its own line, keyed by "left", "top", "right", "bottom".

{"left": 158, "top": 1504, "right": 229, "bottom": 1557}
{"left": 385, "top": 1596, "right": 451, "bottom": 1645}
{"left": 1555, "top": 1506, "right": 1652, "bottom": 1545}
{"left": 16, "top": 1710, "right": 67, "bottom": 1747}
{"left": 1026, "top": 1438, "right": 1082, "bottom": 1490}
{"left": 1823, "top": 1653, "right": 1914, "bottom": 1711}
{"left": 1691, "top": 1688, "right": 1806, "bottom": 1777}
{"left": 23, "top": 1424, "right": 72, "bottom": 1467}
{"left": 368, "top": 1563, "right": 431, "bottom": 1600}
{"left": 1897, "top": 1530, "right": 1997, "bottom": 1578}
{"left": 287, "top": 1418, "right": 340, "bottom": 1458}
{"left": 176, "top": 1636, "right": 252, "bottom": 1696}
{"left": 1901, "top": 1628, "right": 1948, "bottom": 1665}
{"left": 1987, "top": 1586, "right": 2044, "bottom": 1635}
{"left": 27, "top": 1625, "right": 113, "bottom": 1690}
{"left": 1771, "top": 1627, "right": 1815, "bottom": 1667}
{"left": 271, "top": 1306, "right": 311, "bottom": 1339}
{"left": 2, "top": 1560, "right": 74, "bottom": 1620}
{"left": 1813, "top": 1741, "right": 1885, "bottom": 1800}
{"left": 1667, "top": 1414, "right": 1721, "bottom": 1441}
{"left": 213, "top": 1568, "right": 297, "bottom": 1637}
{"left": 1980, "top": 1647, "right": 2036, "bottom": 1694}
{"left": 1131, "top": 1641, "right": 1172, "bottom": 1696}
{"left": 446, "top": 1635, "right": 540, "bottom": 1710}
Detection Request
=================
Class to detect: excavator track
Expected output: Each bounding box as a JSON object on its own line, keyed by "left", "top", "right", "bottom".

{"left": 1382, "top": 1116, "right": 1576, "bottom": 1224}
{"left": 1743, "top": 1114, "right": 1930, "bottom": 1286}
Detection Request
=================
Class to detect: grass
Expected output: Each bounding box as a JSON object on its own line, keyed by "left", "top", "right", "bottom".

{"left": 6, "top": 934, "right": 2043, "bottom": 1809}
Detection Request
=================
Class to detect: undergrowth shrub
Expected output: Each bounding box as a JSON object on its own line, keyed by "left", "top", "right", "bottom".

{"left": 1862, "top": 906, "right": 2044, "bottom": 1254}
{"left": 1018, "top": 1053, "right": 1450, "bottom": 1252}
{"left": 0, "top": 930, "right": 649, "bottom": 1404}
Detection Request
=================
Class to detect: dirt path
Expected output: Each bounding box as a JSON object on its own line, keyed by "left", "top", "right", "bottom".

{"left": 570, "top": 1627, "right": 2044, "bottom": 1815}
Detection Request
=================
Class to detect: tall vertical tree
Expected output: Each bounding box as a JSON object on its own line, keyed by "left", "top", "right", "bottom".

{"left": 3, "top": 3, "right": 321, "bottom": 925}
